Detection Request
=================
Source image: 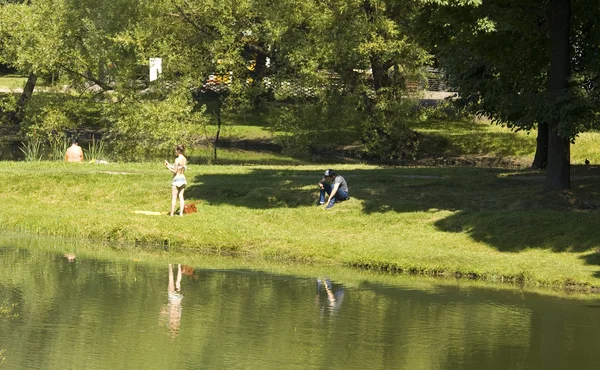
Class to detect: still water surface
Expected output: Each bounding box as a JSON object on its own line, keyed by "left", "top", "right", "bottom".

{"left": 1, "top": 242, "right": 600, "bottom": 370}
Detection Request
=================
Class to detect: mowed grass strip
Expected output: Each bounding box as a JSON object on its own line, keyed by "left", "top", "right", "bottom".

{"left": 2, "top": 161, "right": 600, "bottom": 289}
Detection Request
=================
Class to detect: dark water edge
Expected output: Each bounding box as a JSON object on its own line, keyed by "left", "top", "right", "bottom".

{"left": 2, "top": 232, "right": 600, "bottom": 370}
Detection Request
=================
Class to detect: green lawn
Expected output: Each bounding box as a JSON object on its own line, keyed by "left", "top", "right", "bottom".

{"left": 411, "top": 117, "right": 600, "bottom": 165}
{"left": 203, "top": 110, "right": 600, "bottom": 167}
{"left": 0, "top": 76, "right": 50, "bottom": 90}
{"left": 0, "top": 76, "right": 28, "bottom": 89}
{"left": 1, "top": 161, "right": 599, "bottom": 291}
{"left": 2, "top": 85, "right": 600, "bottom": 293}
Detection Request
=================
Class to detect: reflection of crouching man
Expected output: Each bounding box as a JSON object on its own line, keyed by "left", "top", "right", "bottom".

{"left": 65, "top": 140, "right": 84, "bottom": 162}
{"left": 317, "top": 169, "right": 349, "bottom": 210}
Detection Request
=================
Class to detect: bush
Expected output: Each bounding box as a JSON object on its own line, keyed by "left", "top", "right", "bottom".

{"left": 105, "top": 87, "right": 207, "bottom": 161}
{"left": 362, "top": 114, "right": 422, "bottom": 161}
{"left": 19, "top": 94, "right": 102, "bottom": 160}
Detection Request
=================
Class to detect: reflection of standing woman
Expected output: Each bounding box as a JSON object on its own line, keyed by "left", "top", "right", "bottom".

{"left": 159, "top": 263, "right": 183, "bottom": 338}
{"left": 164, "top": 145, "right": 187, "bottom": 217}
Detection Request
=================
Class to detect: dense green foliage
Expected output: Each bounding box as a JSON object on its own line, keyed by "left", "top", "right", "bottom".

{"left": 2, "top": 0, "right": 598, "bottom": 170}
{"left": 0, "top": 0, "right": 433, "bottom": 161}
{"left": 418, "top": 0, "right": 600, "bottom": 189}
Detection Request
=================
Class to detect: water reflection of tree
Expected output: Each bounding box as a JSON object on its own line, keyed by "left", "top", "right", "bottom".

{"left": 0, "top": 300, "right": 18, "bottom": 366}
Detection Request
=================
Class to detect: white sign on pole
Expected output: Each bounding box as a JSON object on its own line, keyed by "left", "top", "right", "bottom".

{"left": 149, "top": 58, "right": 162, "bottom": 81}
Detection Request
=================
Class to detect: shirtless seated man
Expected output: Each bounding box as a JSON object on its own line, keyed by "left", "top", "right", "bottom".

{"left": 65, "top": 140, "right": 84, "bottom": 162}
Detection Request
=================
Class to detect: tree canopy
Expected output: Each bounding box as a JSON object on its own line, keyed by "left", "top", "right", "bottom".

{"left": 417, "top": 0, "right": 600, "bottom": 189}
{"left": 0, "top": 0, "right": 598, "bottom": 189}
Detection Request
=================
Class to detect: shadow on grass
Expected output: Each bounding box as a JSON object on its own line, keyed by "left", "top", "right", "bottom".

{"left": 411, "top": 118, "right": 536, "bottom": 158}
{"left": 185, "top": 165, "right": 600, "bottom": 257}
{"left": 187, "top": 143, "right": 307, "bottom": 166}
{"left": 419, "top": 130, "right": 535, "bottom": 158}
{"left": 186, "top": 168, "right": 323, "bottom": 208}
{"left": 188, "top": 155, "right": 307, "bottom": 166}
{"left": 580, "top": 252, "right": 600, "bottom": 278}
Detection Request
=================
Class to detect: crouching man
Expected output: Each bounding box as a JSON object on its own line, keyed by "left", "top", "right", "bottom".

{"left": 317, "top": 169, "right": 349, "bottom": 210}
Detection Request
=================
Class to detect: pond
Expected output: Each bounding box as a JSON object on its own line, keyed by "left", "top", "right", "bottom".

{"left": 1, "top": 235, "right": 600, "bottom": 370}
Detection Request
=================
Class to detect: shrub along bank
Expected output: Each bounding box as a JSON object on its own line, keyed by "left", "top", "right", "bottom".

{"left": 1, "top": 161, "right": 600, "bottom": 290}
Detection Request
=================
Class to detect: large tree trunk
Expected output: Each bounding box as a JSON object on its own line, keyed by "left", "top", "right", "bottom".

{"left": 212, "top": 102, "right": 222, "bottom": 163}
{"left": 6, "top": 72, "right": 37, "bottom": 126}
{"left": 363, "top": 0, "right": 392, "bottom": 93}
{"left": 369, "top": 55, "right": 392, "bottom": 92}
{"left": 531, "top": 121, "right": 548, "bottom": 169}
{"left": 545, "top": 0, "right": 571, "bottom": 191}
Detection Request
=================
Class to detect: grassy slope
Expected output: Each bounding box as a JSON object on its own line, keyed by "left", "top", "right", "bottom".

{"left": 205, "top": 110, "right": 600, "bottom": 166}
{"left": 2, "top": 89, "right": 600, "bottom": 290}
{"left": 406, "top": 115, "right": 599, "bottom": 165}
{"left": 1, "top": 160, "right": 600, "bottom": 290}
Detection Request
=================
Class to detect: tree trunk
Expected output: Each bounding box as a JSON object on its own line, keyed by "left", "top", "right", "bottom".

{"left": 546, "top": 129, "right": 570, "bottom": 190}
{"left": 213, "top": 103, "right": 222, "bottom": 163}
{"left": 545, "top": 0, "right": 571, "bottom": 191}
{"left": 6, "top": 72, "right": 37, "bottom": 126}
{"left": 369, "top": 55, "right": 392, "bottom": 92}
{"left": 531, "top": 121, "right": 548, "bottom": 169}
{"left": 363, "top": 0, "right": 391, "bottom": 93}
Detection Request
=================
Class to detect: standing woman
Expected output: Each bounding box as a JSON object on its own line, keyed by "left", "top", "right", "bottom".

{"left": 164, "top": 145, "right": 187, "bottom": 217}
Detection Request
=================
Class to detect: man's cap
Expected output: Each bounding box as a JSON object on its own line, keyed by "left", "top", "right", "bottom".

{"left": 324, "top": 169, "right": 336, "bottom": 177}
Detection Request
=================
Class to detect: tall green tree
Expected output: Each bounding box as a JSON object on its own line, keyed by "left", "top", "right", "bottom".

{"left": 260, "top": 0, "right": 429, "bottom": 158}
{"left": 0, "top": 0, "right": 207, "bottom": 159}
{"left": 0, "top": 0, "right": 140, "bottom": 125}
{"left": 418, "top": 0, "right": 599, "bottom": 190}
{"left": 0, "top": 0, "right": 55, "bottom": 125}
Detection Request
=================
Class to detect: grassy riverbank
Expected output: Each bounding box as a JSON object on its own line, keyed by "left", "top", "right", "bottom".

{"left": 3, "top": 232, "right": 597, "bottom": 301}
{"left": 2, "top": 161, "right": 600, "bottom": 290}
